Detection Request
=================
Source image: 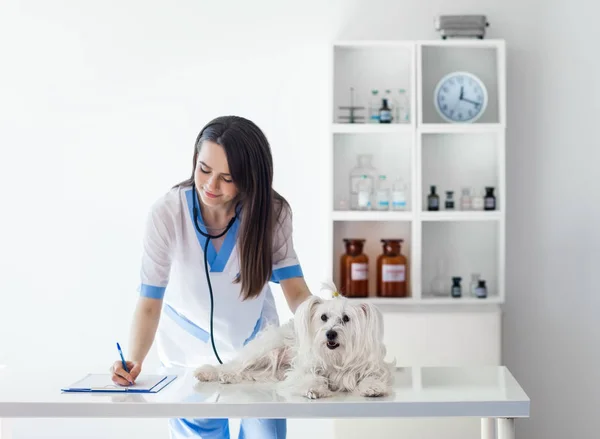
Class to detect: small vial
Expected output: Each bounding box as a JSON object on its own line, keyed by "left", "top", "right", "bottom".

{"left": 472, "top": 189, "right": 484, "bottom": 210}
{"left": 484, "top": 187, "right": 496, "bottom": 211}
{"left": 475, "top": 280, "right": 488, "bottom": 298}
{"left": 460, "top": 187, "right": 472, "bottom": 210}
{"left": 451, "top": 277, "right": 462, "bottom": 298}
{"left": 469, "top": 273, "right": 481, "bottom": 297}
{"left": 357, "top": 175, "right": 371, "bottom": 210}
{"left": 369, "top": 90, "right": 380, "bottom": 124}
{"left": 391, "top": 178, "right": 407, "bottom": 211}
{"left": 427, "top": 185, "right": 440, "bottom": 211}
{"left": 375, "top": 175, "right": 390, "bottom": 211}
{"left": 445, "top": 191, "right": 455, "bottom": 210}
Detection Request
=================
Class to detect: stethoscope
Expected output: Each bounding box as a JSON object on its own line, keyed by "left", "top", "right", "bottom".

{"left": 191, "top": 185, "right": 237, "bottom": 364}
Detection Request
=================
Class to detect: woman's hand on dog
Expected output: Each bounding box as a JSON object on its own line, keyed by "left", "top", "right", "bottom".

{"left": 110, "top": 360, "right": 142, "bottom": 386}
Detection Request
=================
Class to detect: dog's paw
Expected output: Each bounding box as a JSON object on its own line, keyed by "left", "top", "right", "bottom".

{"left": 194, "top": 364, "right": 218, "bottom": 382}
{"left": 303, "top": 386, "right": 331, "bottom": 399}
{"left": 357, "top": 377, "right": 389, "bottom": 397}
{"left": 218, "top": 371, "right": 241, "bottom": 384}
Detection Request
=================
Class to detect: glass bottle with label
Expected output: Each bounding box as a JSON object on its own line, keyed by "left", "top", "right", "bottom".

{"left": 375, "top": 175, "right": 390, "bottom": 210}
{"left": 369, "top": 89, "right": 380, "bottom": 124}
{"left": 391, "top": 178, "right": 407, "bottom": 211}
{"left": 445, "top": 191, "right": 455, "bottom": 210}
{"left": 340, "top": 239, "right": 369, "bottom": 298}
{"left": 349, "top": 154, "right": 377, "bottom": 210}
{"left": 376, "top": 239, "right": 408, "bottom": 297}
{"left": 472, "top": 189, "right": 484, "bottom": 210}
{"left": 475, "top": 280, "right": 487, "bottom": 298}
{"left": 357, "top": 175, "right": 372, "bottom": 210}
{"left": 484, "top": 187, "right": 496, "bottom": 210}
{"left": 427, "top": 185, "right": 440, "bottom": 211}
{"left": 379, "top": 98, "right": 392, "bottom": 123}
{"left": 451, "top": 277, "right": 462, "bottom": 298}
{"left": 396, "top": 89, "right": 410, "bottom": 123}
{"left": 460, "top": 187, "right": 472, "bottom": 210}
{"left": 469, "top": 273, "right": 481, "bottom": 297}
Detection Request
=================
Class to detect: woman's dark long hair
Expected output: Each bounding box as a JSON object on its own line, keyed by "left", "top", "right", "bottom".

{"left": 174, "top": 115, "right": 290, "bottom": 300}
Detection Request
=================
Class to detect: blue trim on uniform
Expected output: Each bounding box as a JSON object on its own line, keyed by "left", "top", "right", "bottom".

{"left": 243, "top": 312, "right": 264, "bottom": 346}
{"left": 163, "top": 304, "right": 210, "bottom": 343}
{"left": 169, "top": 418, "right": 286, "bottom": 439}
{"left": 211, "top": 218, "right": 239, "bottom": 272}
{"left": 139, "top": 284, "right": 166, "bottom": 299}
{"left": 184, "top": 188, "right": 239, "bottom": 273}
{"left": 270, "top": 264, "right": 303, "bottom": 283}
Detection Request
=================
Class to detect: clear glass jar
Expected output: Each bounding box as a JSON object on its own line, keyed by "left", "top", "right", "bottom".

{"left": 391, "top": 178, "right": 407, "bottom": 211}
{"left": 349, "top": 155, "right": 377, "bottom": 210}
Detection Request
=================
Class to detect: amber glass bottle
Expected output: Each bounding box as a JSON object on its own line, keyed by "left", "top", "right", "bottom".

{"left": 376, "top": 239, "right": 408, "bottom": 297}
{"left": 340, "top": 239, "right": 369, "bottom": 298}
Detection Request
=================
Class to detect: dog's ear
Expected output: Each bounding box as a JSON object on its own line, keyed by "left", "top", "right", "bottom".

{"left": 359, "top": 302, "right": 385, "bottom": 343}
{"left": 294, "top": 295, "right": 323, "bottom": 348}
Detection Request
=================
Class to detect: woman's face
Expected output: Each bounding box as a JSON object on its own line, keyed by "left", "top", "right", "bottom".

{"left": 195, "top": 140, "right": 239, "bottom": 209}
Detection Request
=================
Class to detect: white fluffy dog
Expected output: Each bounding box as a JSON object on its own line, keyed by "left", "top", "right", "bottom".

{"left": 194, "top": 282, "right": 396, "bottom": 399}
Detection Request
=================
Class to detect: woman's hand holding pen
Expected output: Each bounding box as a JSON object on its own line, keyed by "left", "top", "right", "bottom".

{"left": 110, "top": 360, "right": 142, "bottom": 386}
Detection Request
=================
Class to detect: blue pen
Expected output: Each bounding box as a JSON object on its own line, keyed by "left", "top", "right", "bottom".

{"left": 116, "top": 343, "right": 132, "bottom": 384}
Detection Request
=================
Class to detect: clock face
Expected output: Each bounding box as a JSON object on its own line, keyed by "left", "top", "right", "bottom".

{"left": 434, "top": 72, "right": 488, "bottom": 123}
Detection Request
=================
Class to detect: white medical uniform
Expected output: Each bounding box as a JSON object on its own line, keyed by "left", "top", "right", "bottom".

{"left": 138, "top": 185, "right": 303, "bottom": 369}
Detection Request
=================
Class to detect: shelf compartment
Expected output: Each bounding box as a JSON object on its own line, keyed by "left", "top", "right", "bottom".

{"left": 333, "top": 220, "right": 413, "bottom": 299}
{"left": 333, "top": 43, "right": 414, "bottom": 125}
{"left": 418, "top": 42, "right": 505, "bottom": 125}
{"left": 420, "top": 132, "right": 501, "bottom": 212}
{"left": 421, "top": 221, "right": 501, "bottom": 301}
{"left": 333, "top": 132, "right": 413, "bottom": 212}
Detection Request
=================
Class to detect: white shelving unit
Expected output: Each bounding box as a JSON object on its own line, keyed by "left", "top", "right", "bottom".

{"left": 328, "top": 39, "right": 506, "bottom": 307}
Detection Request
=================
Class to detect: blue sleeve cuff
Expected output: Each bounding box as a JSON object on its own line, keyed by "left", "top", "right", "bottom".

{"left": 270, "top": 264, "right": 303, "bottom": 284}
{"left": 139, "top": 284, "right": 166, "bottom": 299}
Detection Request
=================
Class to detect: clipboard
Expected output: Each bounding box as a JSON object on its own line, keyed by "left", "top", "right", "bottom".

{"left": 61, "top": 373, "right": 177, "bottom": 393}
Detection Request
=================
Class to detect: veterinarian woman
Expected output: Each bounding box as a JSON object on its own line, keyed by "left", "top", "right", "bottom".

{"left": 110, "top": 115, "right": 312, "bottom": 439}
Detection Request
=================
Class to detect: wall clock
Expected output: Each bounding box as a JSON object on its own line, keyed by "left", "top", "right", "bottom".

{"left": 434, "top": 71, "right": 488, "bottom": 123}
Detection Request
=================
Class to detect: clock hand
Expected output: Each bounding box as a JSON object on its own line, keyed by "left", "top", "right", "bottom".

{"left": 462, "top": 98, "right": 480, "bottom": 106}
{"left": 459, "top": 86, "right": 464, "bottom": 100}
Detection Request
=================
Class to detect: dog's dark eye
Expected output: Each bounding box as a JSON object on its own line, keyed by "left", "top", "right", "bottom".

{"left": 321, "top": 314, "right": 328, "bottom": 322}
{"left": 342, "top": 314, "right": 350, "bottom": 323}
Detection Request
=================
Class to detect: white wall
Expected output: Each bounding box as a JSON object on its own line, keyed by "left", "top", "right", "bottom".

{"left": 1, "top": 0, "right": 598, "bottom": 438}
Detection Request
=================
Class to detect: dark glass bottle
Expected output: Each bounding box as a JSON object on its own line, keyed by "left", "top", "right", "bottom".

{"left": 484, "top": 187, "right": 496, "bottom": 211}
{"left": 451, "top": 276, "right": 462, "bottom": 298}
{"left": 340, "top": 239, "right": 369, "bottom": 298}
{"left": 379, "top": 98, "right": 392, "bottom": 124}
{"left": 376, "top": 239, "right": 408, "bottom": 297}
{"left": 427, "top": 185, "right": 439, "bottom": 211}
{"left": 445, "top": 191, "right": 455, "bottom": 209}
{"left": 475, "top": 280, "right": 488, "bottom": 298}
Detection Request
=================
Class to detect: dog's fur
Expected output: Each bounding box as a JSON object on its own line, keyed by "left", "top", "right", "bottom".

{"left": 194, "top": 281, "right": 396, "bottom": 399}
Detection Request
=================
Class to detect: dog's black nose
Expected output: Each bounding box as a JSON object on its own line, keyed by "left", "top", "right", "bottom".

{"left": 326, "top": 330, "right": 337, "bottom": 340}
